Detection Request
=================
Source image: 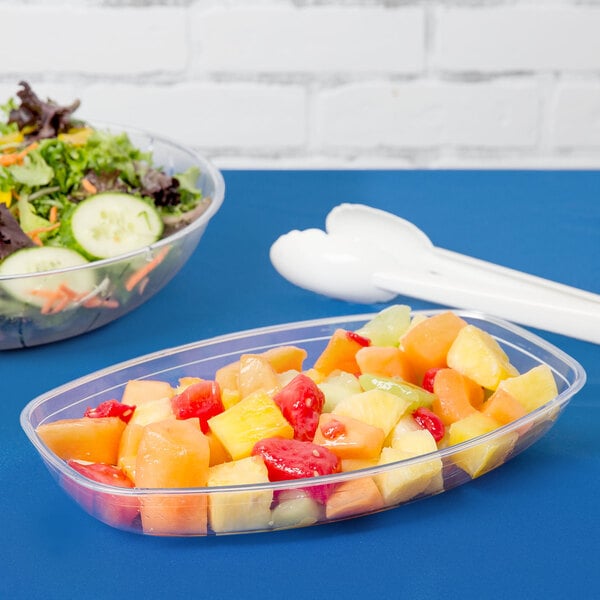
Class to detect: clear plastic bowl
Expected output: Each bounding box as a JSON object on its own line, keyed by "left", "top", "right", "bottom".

{"left": 0, "top": 123, "right": 225, "bottom": 349}
{"left": 20, "top": 310, "right": 586, "bottom": 537}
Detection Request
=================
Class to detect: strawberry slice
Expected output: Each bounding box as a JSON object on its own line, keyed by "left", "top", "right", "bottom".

{"left": 273, "top": 373, "right": 325, "bottom": 441}
{"left": 252, "top": 437, "right": 340, "bottom": 503}
{"left": 84, "top": 399, "right": 136, "bottom": 423}
{"left": 170, "top": 380, "right": 224, "bottom": 433}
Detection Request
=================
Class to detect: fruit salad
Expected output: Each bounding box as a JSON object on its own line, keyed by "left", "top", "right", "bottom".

{"left": 35, "top": 306, "right": 562, "bottom": 536}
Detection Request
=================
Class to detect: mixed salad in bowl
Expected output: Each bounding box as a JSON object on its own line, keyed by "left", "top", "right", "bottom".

{"left": 0, "top": 82, "right": 224, "bottom": 349}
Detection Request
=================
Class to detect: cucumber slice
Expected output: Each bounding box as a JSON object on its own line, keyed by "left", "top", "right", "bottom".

{"left": 70, "top": 193, "right": 163, "bottom": 259}
{"left": 0, "top": 247, "right": 96, "bottom": 308}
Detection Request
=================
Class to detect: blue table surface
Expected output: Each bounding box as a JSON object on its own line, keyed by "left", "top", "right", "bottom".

{"left": 2, "top": 170, "right": 599, "bottom": 599}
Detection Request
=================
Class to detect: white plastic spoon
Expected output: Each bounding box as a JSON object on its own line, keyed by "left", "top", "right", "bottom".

{"left": 269, "top": 204, "right": 600, "bottom": 343}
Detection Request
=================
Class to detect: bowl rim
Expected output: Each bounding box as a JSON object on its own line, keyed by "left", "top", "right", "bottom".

{"left": 0, "top": 120, "right": 225, "bottom": 281}
{"left": 19, "top": 309, "right": 587, "bottom": 497}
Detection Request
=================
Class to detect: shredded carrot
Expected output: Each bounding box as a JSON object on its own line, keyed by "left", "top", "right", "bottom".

{"left": 49, "top": 205, "right": 58, "bottom": 223}
{"left": 26, "top": 222, "right": 61, "bottom": 246}
{"left": 83, "top": 297, "right": 120, "bottom": 309}
{"left": 0, "top": 141, "right": 39, "bottom": 167}
{"left": 81, "top": 178, "right": 97, "bottom": 194}
{"left": 125, "top": 246, "right": 171, "bottom": 292}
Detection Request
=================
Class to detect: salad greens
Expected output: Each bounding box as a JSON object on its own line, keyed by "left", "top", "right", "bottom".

{"left": 0, "top": 81, "right": 206, "bottom": 261}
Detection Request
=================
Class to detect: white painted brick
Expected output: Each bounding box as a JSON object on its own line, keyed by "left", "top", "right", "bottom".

{"left": 0, "top": 6, "right": 187, "bottom": 74}
{"left": 314, "top": 81, "right": 539, "bottom": 149}
{"left": 552, "top": 83, "right": 600, "bottom": 148}
{"left": 432, "top": 6, "right": 600, "bottom": 72}
{"left": 78, "top": 83, "right": 306, "bottom": 149}
{"left": 191, "top": 6, "right": 424, "bottom": 73}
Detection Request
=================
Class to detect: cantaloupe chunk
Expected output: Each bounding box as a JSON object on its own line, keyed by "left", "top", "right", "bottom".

{"left": 313, "top": 329, "right": 365, "bottom": 376}
{"left": 121, "top": 379, "right": 174, "bottom": 406}
{"left": 207, "top": 456, "right": 272, "bottom": 533}
{"left": 325, "top": 477, "right": 385, "bottom": 520}
{"left": 261, "top": 345, "right": 308, "bottom": 373}
{"left": 36, "top": 416, "right": 126, "bottom": 464}
{"left": 448, "top": 412, "right": 517, "bottom": 478}
{"left": 401, "top": 311, "right": 467, "bottom": 381}
{"left": 340, "top": 457, "right": 380, "bottom": 472}
{"left": 206, "top": 431, "right": 231, "bottom": 466}
{"left": 312, "top": 413, "right": 385, "bottom": 460}
{"left": 117, "top": 422, "right": 145, "bottom": 481}
{"left": 496, "top": 364, "right": 558, "bottom": 413}
{"left": 238, "top": 354, "right": 280, "bottom": 399}
{"left": 480, "top": 388, "right": 528, "bottom": 425}
{"left": 135, "top": 419, "right": 210, "bottom": 535}
{"left": 207, "top": 390, "right": 294, "bottom": 460}
{"left": 446, "top": 324, "right": 519, "bottom": 390}
{"left": 431, "top": 368, "right": 482, "bottom": 425}
{"left": 355, "top": 345, "right": 414, "bottom": 382}
{"left": 332, "top": 389, "right": 411, "bottom": 438}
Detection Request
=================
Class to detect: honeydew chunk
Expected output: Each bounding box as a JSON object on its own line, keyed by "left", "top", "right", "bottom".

{"left": 207, "top": 390, "right": 294, "bottom": 460}
{"left": 332, "top": 389, "right": 411, "bottom": 438}
{"left": 447, "top": 325, "right": 519, "bottom": 390}
{"left": 448, "top": 412, "right": 518, "bottom": 478}
{"left": 355, "top": 304, "right": 412, "bottom": 347}
{"left": 496, "top": 364, "right": 558, "bottom": 413}
{"left": 208, "top": 456, "right": 273, "bottom": 533}
{"left": 318, "top": 370, "right": 362, "bottom": 413}
{"left": 271, "top": 489, "right": 323, "bottom": 530}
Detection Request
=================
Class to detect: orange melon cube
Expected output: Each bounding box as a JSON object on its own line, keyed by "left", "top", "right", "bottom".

{"left": 36, "top": 416, "right": 126, "bottom": 464}
{"left": 325, "top": 477, "right": 385, "bottom": 520}
{"left": 401, "top": 311, "right": 467, "bottom": 381}
{"left": 313, "top": 413, "right": 385, "bottom": 460}
{"left": 431, "top": 368, "right": 483, "bottom": 425}
{"left": 135, "top": 419, "right": 210, "bottom": 535}
{"left": 355, "top": 345, "right": 414, "bottom": 383}
{"left": 206, "top": 431, "right": 231, "bottom": 466}
{"left": 117, "top": 422, "right": 145, "bottom": 481}
{"left": 480, "top": 388, "right": 528, "bottom": 425}
{"left": 313, "top": 329, "right": 366, "bottom": 376}
{"left": 121, "top": 379, "right": 174, "bottom": 406}
{"left": 261, "top": 345, "right": 308, "bottom": 373}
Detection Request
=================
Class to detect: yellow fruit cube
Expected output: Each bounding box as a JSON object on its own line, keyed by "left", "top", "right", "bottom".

{"left": 332, "top": 389, "right": 411, "bottom": 437}
{"left": 448, "top": 412, "right": 518, "bottom": 478}
{"left": 238, "top": 354, "right": 281, "bottom": 399}
{"left": 374, "top": 430, "right": 443, "bottom": 506}
{"left": 208, "top": 456, "right": 273, "bottom": 533}
{"left": 497, "top": 364, "right": 558, "bottom": 413}
{"left": 207, "top": 390, "right": 294, "bottom": 460}
{"left": 121, "top": 379, "right": 174, "bottom": 406}
{"left": 128, "top": 396, "right": 174, "bottom": 427}
{"left": 447, "top": 324, "right": 519, "bottom": 390}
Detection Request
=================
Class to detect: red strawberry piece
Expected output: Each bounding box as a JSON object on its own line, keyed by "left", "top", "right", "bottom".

{"left": 273, "top": 373, "right": 325, "bottom": 442}
{"left": 170, "top": 380, "right": 224, "bottom": 433}
{"left": 252, "top": 437, "right": 340, "bottom": 503}
{"left": 412, "top": 407, "right": 445, "bottom": 443}
{"left": 84, "top": 399, "right": 136, "bottom": 423}
{"left": 346, "top": 331, "right": 371, "bottom": 347}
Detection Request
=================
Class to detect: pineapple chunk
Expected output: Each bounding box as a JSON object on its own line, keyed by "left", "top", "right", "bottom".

{"left": 375, "top": 429, "right": 442, "bottom": 505}
{"left": 447, "top": 324, "right": 519, "bottom": 390}
{"left": 496, "top": 364, "right": 558, "bottom": 413}
{"left": 238, "top": 354, "right": 280, "bottom": 399}
{"left": 332, "top": 389, "right": 411, "bottom": 437}
{"left": 448, "top": 412, "right": 518, "bottom": 478}
{"left": 117, "top": 422, "right": 145, "bottom": 481}
{"left": 121, "top": 379, "right": 174, "bottom": 406}
{"left": 207, "top": 390, "right": 294, "bottom": 460}
{"left": 208, "top": 456, "right": 273, "bottom": 533}
{"left": 128, "top": 396, "right": 174, "bottom": 427}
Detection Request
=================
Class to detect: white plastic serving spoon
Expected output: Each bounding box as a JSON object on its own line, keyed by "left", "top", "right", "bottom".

{"left": 270, "top": 203, "right": 600, "bottom": 344}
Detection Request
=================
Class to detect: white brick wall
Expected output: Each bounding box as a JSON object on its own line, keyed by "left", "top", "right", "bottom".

{"left": 1, "top": 0, "right": 599, "bottom": 169}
